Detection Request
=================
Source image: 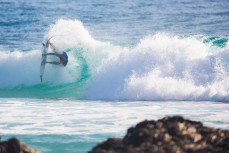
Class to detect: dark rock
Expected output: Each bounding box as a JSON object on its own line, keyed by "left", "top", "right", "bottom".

{"left": 0, "top": 138, "right": 21, "bottom": 153}
{"left": 89, "top": 116, "right": 229, "bottom": 153}
{"left": 0, "top": 138, "right": 41, "bottom": 153}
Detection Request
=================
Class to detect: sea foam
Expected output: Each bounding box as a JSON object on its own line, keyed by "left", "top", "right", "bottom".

{"left": 0, "top": 19, "right": 228, "bottom": 101}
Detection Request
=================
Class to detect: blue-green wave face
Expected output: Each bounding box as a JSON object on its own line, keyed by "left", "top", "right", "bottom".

{"left": 0, "top": 19, "right": 229, "bottom": 101}
{"left": 0, "top": 48, "right": 90, "bottom": 99}
{"left": 203, "top": 36, "right": 228, "bottom": 48}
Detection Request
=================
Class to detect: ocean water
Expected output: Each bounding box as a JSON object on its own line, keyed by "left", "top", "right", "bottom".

{"left": 0, "top": 0, "right": 229, "bottom": 152}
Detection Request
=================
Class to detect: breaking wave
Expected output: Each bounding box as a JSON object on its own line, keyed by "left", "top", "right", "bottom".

{"left": 0, "top": 19, "right": 228, "bottom": 101}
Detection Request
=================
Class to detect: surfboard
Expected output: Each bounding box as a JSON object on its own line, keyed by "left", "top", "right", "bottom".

{"left": 40, "top": 42, "right": 48, "bottom": 82}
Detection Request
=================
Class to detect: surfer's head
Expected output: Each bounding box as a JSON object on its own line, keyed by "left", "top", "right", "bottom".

{"left": 60, "top": 57, "right": 67, "bottom": 66}
{"left": 60, "top": 57, "right": 65, "bottom": 63}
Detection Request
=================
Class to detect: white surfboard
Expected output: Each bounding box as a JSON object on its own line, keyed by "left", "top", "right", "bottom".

{"left": 40, "top": 42, "right": 48, "bottom": 82}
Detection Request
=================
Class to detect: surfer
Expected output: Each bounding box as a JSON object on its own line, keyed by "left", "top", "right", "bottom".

{"left": 42, "top": 41, "right": 68, "bottom": 66}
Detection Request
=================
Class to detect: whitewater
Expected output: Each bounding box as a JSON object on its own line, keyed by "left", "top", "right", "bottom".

{"left": 1, "top": 1, "right": 229, "bottom": 152}
{"left": 0, "top": 19, "right": 229, "bottom": 101}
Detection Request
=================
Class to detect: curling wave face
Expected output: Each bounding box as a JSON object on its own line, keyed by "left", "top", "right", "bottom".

{"left": 0, "top": 19, "right": 229, "bottom": 101}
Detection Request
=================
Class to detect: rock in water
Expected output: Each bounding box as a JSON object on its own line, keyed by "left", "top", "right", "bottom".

{"left": 89, "top": 116, "right": 229, "bottom": 153}
{"left": 0, "top": 138, "right": 42, "bottom": 153}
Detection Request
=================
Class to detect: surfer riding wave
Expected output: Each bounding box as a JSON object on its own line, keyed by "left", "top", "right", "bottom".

{"left": 42, "top": 41, "right": 68, "bottom": 66}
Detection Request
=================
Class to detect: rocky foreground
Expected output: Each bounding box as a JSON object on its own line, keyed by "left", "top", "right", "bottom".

{"left": 1, "top": 116, "right": 228, "bottom": 153}
{"left": 0, "top": 138, "right": 41, "bottom": 153}
{"left": 89, "top": 116, "right": 229, "bottom": 153}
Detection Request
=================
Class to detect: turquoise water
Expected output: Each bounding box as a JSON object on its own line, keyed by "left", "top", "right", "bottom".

{"left": 1, "top": 99, "right": 229, "bottom": 152}
{"left": 3, "top": 134, "right": 104, "bottom": 153}
{"left": 0, "top": 0, "right": 229, "bottom": 152}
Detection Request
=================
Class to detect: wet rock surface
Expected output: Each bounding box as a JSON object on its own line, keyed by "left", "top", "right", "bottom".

{"left": 89, "top": 116, "right": 229, "bottom": 153}
{"left": 0, "top": 138, "right": 41, "bottom": 153}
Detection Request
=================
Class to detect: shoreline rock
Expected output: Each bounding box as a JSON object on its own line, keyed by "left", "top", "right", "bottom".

{"left": 89, "top": 116, "right": 229, "bottom": 153}
{"left": 1, "top": 116, "right": 228, "bottom": 153}
{"left": 0, "top": 138, "right": 41, "bottom": 153}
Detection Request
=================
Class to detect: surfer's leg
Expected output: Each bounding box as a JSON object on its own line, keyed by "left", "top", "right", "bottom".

{"left": 45, "top": 61, "right": 61, "bottom": 65}
{"left": 42, "top": 53, "right": 58, "bottom": 56}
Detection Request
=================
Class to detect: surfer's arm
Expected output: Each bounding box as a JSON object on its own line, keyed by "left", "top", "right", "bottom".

{"left": 42, "top": 53, "right": 61, "bottom": 58}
